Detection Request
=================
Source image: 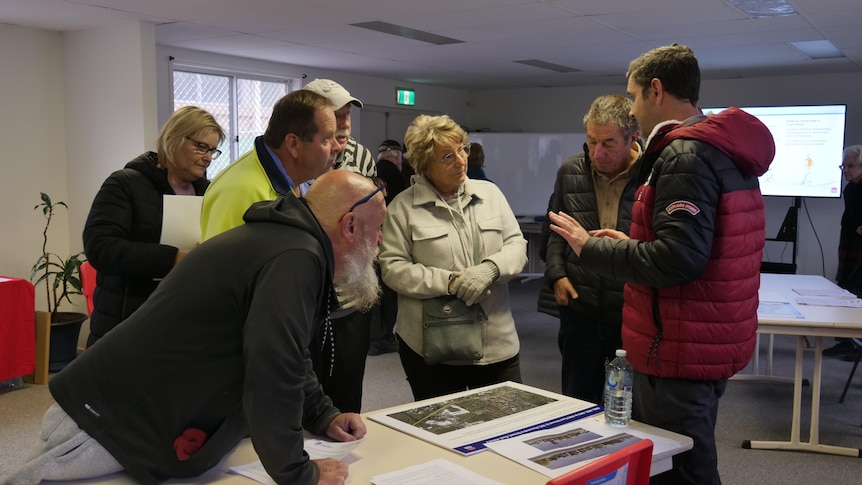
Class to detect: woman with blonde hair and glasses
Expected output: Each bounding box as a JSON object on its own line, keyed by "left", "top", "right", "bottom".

{"left": 83, "top": 106, "right": 225, "bottom": 346}
{"left": 379, "top": 114, "right": 527, "bottom": 399}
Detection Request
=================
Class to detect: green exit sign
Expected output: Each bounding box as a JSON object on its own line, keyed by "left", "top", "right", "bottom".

{"left": 396, "top": 88, "right": 415, "bottom": 106}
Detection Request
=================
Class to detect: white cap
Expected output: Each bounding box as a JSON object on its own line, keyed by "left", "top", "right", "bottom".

{"left": 615, "top": 349, "right": 627, "bottom": 357}
{"left": 302, "top": 79, "right": 363, "bottom": 109}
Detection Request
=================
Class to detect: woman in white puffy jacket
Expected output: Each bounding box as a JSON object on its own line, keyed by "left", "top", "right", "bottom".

{"left": 379, "top": 114, "right": 528, "bottom": 400}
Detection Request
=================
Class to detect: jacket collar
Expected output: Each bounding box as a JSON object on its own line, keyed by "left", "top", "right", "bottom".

{"left": 410, "top": 175, "right": 483, "bottom": 208}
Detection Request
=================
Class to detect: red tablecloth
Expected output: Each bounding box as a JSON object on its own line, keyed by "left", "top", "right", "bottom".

{"left": 0, "top": 276, "right": 35, "bottom": 381}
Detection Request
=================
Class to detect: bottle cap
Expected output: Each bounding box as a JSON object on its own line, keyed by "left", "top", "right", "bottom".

{"left": 615, "top": 349, "right": 627, "bottom": 357}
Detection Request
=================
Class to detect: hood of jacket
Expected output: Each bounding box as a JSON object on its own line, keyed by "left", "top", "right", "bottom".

{"left": 646, "top": 107, "right": 775, "bottom": 177}
{"left": 242, "top": 196, "right": 336, "bottom": 297}
{"left": 124, "top": 151, "right": 210, "bottom": 194}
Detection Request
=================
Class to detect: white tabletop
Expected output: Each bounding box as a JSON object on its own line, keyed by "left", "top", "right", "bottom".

{"left": 759, "top": 273, "right": 862, "bottom": 336}
{"left": 51, "top": 397, "right": 692, "bottom": 484}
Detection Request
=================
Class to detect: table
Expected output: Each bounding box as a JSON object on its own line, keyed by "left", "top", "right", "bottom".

{"left": 0, "top": 276, "right": 35, "bottom": 383}
{"left": 518, "top": 220, "right": 545, "bottom": 280}
{"left": 46, "top": 390, "right": 692, "bottom": 484}
{"left": 743, "top": 273, "right": 862, "bottom": 457}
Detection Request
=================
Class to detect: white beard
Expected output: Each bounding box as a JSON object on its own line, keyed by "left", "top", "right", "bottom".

{"left": 334, "top": 238, "right": 381, "bottom": 313}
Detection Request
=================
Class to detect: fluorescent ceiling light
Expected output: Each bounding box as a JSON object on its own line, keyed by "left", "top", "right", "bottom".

{"left": 514, "top": 60, "right": 580, "bottom": 73}
{"left": 790, "top": 40, "right": 846, "bottom": 59}
{"left": 351, "top": 21, "right": 463, "bottom": 45}
{"left": 726, "top": 0, "right": 797, "bottom": 18}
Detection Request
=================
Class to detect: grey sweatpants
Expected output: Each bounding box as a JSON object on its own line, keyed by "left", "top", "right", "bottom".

{"left": 1, "top": 403, "right": 123, "bottom": 485}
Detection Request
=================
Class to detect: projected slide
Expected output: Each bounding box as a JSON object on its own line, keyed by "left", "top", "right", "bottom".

{"left": 702, "top": 105, "right": 846, "bottom": 198}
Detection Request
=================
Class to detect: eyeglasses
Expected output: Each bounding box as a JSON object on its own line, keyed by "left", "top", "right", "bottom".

{"left": 186, "top": 137, "right": 222, "bottom": 160}
{"left": 839, "top": 164, "right": 861, "bottom": 171}
{"left": 346, "top": 183, "right": 387, "bottom": 214}
{"left": 438, "top": 144, "right": 471, "bottom": 167}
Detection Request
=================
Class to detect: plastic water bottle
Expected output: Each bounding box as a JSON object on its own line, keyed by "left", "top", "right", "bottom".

{"left": 604, "top": 349, "right": 633, "bottom": 427}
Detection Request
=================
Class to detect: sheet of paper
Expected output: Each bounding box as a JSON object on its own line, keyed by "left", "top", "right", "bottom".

{"left": 796, "top": 296, "right": 862, "bottom": 307}
{"left": 367, "top": 382, "right": 602, "bottom": 456}
{"left": 304, "top": 438, "right": 364, "bottom": 460}
{"left": 229, "top": 461, "right": 276, "bottom": 485}
{"left": 485, "top": 415, "right": 683, "bottom": 478}
{"left": 370, "top": 458, "right": 505, "bottom": 485}
{"left": 757, "top": 301, "right": 804, "bottom": 319}
{"left": 759, "top": 291, "right": 789, "bottom": 303}
{"left": 229, "top": 438, "right": 364, "bottom": 484}
{"left": 792, "top": 288, "right": 856, "bottom": 298}
{"left": 160, "top": 194, "right": 203, "bottom": 250}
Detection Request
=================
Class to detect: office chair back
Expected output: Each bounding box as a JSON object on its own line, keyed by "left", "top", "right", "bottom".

{"left": 546, "top": 438, "right": 653, "bottom": 485}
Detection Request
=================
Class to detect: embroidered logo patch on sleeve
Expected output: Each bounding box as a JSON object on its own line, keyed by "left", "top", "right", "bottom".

{"left": 666, "top": 200, "right": 700, "bottom": 215}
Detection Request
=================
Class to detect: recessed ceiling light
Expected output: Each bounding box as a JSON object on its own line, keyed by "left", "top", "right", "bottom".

{"left": 514, "top": 60, "right": 580, "bottom": 73}
{"left": 351, "top": 21, "right": 463, "bottom": 46}
{"left": 790, "top": 40, "right": 846, "bottom": 59}
{"left": 726, "top": 0, "right": 797, "bottom": 18}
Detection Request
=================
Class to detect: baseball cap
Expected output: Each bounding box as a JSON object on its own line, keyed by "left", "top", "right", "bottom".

{"left": 302, "top": 79, "right": 364, "bottom": 109}
{"left": 378, "top": 139, "right": 403, "bottom": 153}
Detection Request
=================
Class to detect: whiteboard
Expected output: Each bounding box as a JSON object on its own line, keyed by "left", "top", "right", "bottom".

{"left": 469, "top": 133, "right": 586, "bottom": 217}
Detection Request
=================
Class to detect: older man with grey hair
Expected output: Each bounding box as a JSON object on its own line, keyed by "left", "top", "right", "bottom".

{"left": 302, "top": 79, "right": 378, "bottom": 412}
{"left": 302, "top": 78, "right": 376, "bottom": 177}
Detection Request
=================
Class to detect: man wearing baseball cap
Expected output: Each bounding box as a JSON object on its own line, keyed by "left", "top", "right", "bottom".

{"left": 302, "top": 79, "right": 377, "bottom": 413}
{"left": 302, "top": 79, "right": 376, "bottom": 178}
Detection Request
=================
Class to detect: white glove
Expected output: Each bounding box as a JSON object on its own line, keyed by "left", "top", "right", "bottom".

{"left": 449, "top": 261, "right": 500, "bottom": 306}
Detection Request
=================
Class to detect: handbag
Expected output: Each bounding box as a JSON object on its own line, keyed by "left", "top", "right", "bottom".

{"left": 421, "top": 198, "right": 488, "bottom": 365}
{"left": 422, "top": 295, "right": 486, "bottom": 365}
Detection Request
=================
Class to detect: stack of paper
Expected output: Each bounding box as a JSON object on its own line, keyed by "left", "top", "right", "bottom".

{"left": 793, "top": 288, "right": 862, "bottom": 307}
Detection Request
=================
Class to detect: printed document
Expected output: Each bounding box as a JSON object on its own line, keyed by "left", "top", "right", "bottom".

{"left": 160, "top": 195, "right": 203, "bottom": 251}
{"left": 229, "top": 438, "right": 363, "bottom": 484}
{"left": 371, "top": 458, "right": 505, "bottom": 485}
{"left": 367, "top": 382, "right": 602, "bottom": 455}
{"left": 485, "top": 415, "right": 682, "bottom": 478}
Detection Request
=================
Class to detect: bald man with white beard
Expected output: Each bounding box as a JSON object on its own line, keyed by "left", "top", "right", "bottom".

{"left": 7, "top": 171, "right": 386, "bottom": 485}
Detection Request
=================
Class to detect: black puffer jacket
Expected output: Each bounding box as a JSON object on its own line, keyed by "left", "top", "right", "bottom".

{"left": 540, "top": 145, "right": 641, "bottom": 324}
{"left": 82, "top": 152, "right": 209, "bottom": 346}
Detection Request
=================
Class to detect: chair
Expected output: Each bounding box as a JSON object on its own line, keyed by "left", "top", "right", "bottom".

{"left": 839, "top": 338, "right": 862, "bottom": 404}
{"left": 80, "top": 261, "right": 96, "bottom": 316}
{"left": 546, "top": 438, "right": 653, "bottom": 485}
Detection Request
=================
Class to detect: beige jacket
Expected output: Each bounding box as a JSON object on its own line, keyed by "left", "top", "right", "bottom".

{"left": 380, "top": 176, "right": 528, "bottom": 364}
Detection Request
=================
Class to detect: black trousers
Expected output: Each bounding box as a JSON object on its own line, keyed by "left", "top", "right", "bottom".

{"left": 369, "top": 282, "right": 397, "bottom": 345}
{"left": 396, "top": 334, "right": 522, "bottom": 401}
{"left": 557, "top": 305, "right": 621, "bottom": 404}
{"left": 309, "top": 309, "right": 371, "bottom": 413}
{"left": 632, "top": 371, "right": 727, "bottom": 485}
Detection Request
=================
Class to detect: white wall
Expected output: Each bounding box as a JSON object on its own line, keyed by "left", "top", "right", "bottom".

{"left": 0, "top": 22, "right": 158, "bottom": 349}
{"left": 0, "top": 24, "right": 69, "bottom": 298}
{"left": 468, "top": 74, "right": 862, "bottom": 279}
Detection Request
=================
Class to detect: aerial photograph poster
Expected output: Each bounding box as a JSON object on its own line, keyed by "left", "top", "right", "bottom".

{"left": 367, "top": 382, "right": 602, "bottom": 455}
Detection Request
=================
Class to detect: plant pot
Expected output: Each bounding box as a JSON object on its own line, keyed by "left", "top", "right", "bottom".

{"left": 48, "top": 312, "right": 88, "bottom": 372}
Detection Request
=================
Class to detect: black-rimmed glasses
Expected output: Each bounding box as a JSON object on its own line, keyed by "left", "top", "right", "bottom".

{"left": 186, "top": 136, "right": 222, "bottom": 160}
{"left": 347, "top": 183, "right": 387, "bottom": 214}
{"left": 439, "top": 144, "right": 470, "bottom": 167}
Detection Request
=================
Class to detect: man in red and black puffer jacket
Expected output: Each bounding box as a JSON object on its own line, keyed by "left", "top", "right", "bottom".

{"left": 548, "top": 44, "right": 775, "bottom": 485}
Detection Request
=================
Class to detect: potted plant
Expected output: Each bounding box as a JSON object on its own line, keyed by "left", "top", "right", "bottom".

{"left": 30, "top": 192, "right": 88, "bottom": 372}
